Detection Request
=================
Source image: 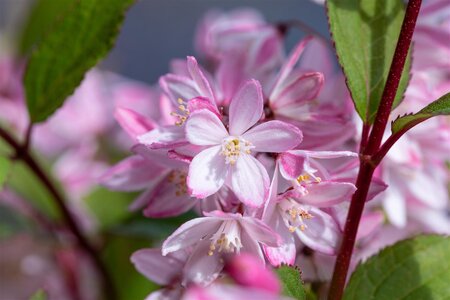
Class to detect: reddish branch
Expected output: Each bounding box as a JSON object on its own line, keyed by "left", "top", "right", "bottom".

{"left": 0, "top": 126, "right": 116, "bottom": 300}
{"left": 328, "top": 0, "right": 423, "bottom": 299}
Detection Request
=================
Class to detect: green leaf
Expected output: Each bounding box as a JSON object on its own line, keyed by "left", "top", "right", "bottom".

{"left": 391, "top": 92, "right": 450, "bottom": 134}
{"left": 19, "top": 0, "right": 76, "bottom": 54}
{"left": 275, "top": 265, "right": 306, "bottom": 300}
{"left": 84, "top": 187, "right": 137, "bottom": 230}
{"left": 327, "top": 0, "right": 411, "bottom": 123}
{"left": 0, "top": 155, "right": 11, "bottom": 190}
{"left": 24, "top": 0, "right": 135, "bottom": 122}
{"left": 344, "top": 235, "right": 450, "bottom": 299}
{"left": 103, "top": 234, "right": 157, "bottom": 300}
{"left": 29, "top": 289, "right": 47, "bottom": 300}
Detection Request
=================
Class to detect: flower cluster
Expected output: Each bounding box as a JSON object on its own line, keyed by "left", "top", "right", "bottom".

{"left": 1, "top": 1, "right": 449, "bottom": 299}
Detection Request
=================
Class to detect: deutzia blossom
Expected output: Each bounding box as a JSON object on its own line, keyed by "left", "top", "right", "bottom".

{"left": 186, "top": 79, "right": 303, "bottom": 207}
{"left": 162, "top": 211, "right": 281, "bottom": 285}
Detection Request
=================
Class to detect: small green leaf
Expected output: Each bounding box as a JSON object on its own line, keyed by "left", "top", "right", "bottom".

{"left": 24, "top": 0, "right": 135, "bottom": 122}
{"left": 327, "top": 0, "right": 411, "bottom": 123}
{"left": 275, "top": 265, "right": 306, "bottom": 300}
{"left": 344, "top": 235, "right": 450, "bottom": 299}
{"left": 29, "top": 289, "right": 47, "bottom": 300}
{"left": 0, "top": 156, "right": 11, "bottom": 190}
{"left": 391, "top": 92, "right": 450, "bottom": 134}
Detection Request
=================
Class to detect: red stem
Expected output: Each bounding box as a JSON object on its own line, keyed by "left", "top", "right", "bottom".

{"left": 0, "top": 126, "right": 116, "bottom": 300}
{"left": 328, "top": 0, "right": 422, "bottom": 299}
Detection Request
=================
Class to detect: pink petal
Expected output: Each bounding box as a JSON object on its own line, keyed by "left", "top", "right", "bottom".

{"left": 132, "top": 144, "right": 185, "bottom": 169}
{"left": 228, "top": 154, "right": 269, "bottom": 207}
{"left": 242, "top": 120, "right": 303, "bottom": 153}
{"left": 159, "top": 74, "right": 197, "bottom": 104}
{"left": 187, "top": 56, "right": 215, "bottom": 103}
{"left": 356, "top": 211, "right": 384, "bottom": 240}
{"left": 228, "top": 79, "right": 264, "bottom": 136}
{"left": 138, "top": 125, "right": 188, "bottom": 149}
{"left": 114, "top": 107, "right": 156, "bottom": 139}
{"left": 262, "top": 164, "right": 280, "bottom": 222}
{"left": 297, "top": 207, "right": 340, "bottom": 255}
{"left": 131, "top": 248, "right": 184, "bottom": 285}
{"left": 240, "top": 228, "right": 265, "bottom": 263}
{"left": 263, "top": 213, "right": 296, "bottom": 266}
{"left": 100, "top": 156, "right": 164, "bottom": 192}
{"left": 185, "top": 109, "right": 227, "bottom": 146}
{"left": 187, "top": 146, "right": 228, "bottom": 199}
{"left": 182, "top": 240, "right": 224, "bottom": 286}
{"left": 300, "top": 182, "right": 356, "bottom": 207}
{"left": 271, "top": 72, "right": 324, "bottom": 113}
{"left": 270, "top": 37, "right": 312, "bottom": 100}
{"left": 143, "top": 173, "right": 196, "bottom": 218}
{"left": 162, "top": 217, "right": 221, "bottom": 255}
{"left": 241, "top": 216, "right": 281, "bottom": 247}
{"left": 278, "top": 152, "right": 306, "bottom": 180}
{"left": 291, "top": 150, "right": 358, "bottom": 159}
{"left": 187, "top": 97, "right": 220, "bottom": 117}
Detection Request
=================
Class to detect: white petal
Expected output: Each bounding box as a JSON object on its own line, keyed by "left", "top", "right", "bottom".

{"left": 229, "top": 154, "right": 269, "bottom": 207}
{"left": 185, "top": 109, "right": 227, "bottom": 146}
{"left": 187, "top": 146, "right": 228, "bottom": 198}
{"left": 228, "top": 79, "right": 264, "bottom": 136}
{"left": 162, "top": 217, "right": 221, "bottom": 255}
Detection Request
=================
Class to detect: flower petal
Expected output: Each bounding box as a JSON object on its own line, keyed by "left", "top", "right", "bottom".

{"left": 229, "top": 154, "right": 269, "bottom": 207}
{"left": 187, "top": 146, "right": 228, "bottom": 198}
{"left": 278, "top": 152, "right": 306, "bottom": 180}
{"left": 272, "top": 72, "right": 324, "bottom": 113}
{"left": 144, "top": 173, "right": 196, "bottom": 218}
{"left": 242, "top": 216, "right": 281, "bottom": 247}
{"left": 138, "top": 125, "right": 188, "bottom": 149}
{"left": 100, "top": 156, "right": 164, "bottom": 192}
{"left": 185, "top": 109, "right": 227, "bottom": 146}
{"left": 263, "top": 212, "right": 296, "bottom": 266}
{"left": 162, "top": 217, "right": 221, "bottom": 255}
{"left": 187, "top": 97, "right": 220, "bottom": 117}
{"left": 159, "top": 74, "right": 197, "bottom": 104}
{"left": 300, "top": 182, "right": 356, "bottom": 207}
{"left": 187, "top": 56, "right": 215, "bottom": 103}
{"left": 131, "top": 248, "right": 184, "bottom": 285}
{"left": 182, "top": 240, "right": 224, "bottom": 286}
{"left": 228, "top": 79, "right": 264, "bottom": 136}
{"left": 243, "top": 120, "right": 303, "bottom": 153}
{"left": 114, "top": 107, "right": 156, "bottom": 139}
{"left": 297, "top": 207, "right": 340, "bottom": 255}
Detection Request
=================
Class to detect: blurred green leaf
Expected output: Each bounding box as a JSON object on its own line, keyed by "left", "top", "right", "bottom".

{"left": 24, "top": 0, "right": 135, "bottom": 122}
{"left": 275, "top": 265, "right": 306, "bottom": 300}
{"left": 111, "top": 211, "right": 198, "bottom": 241}
{"left": 84, "top": 187, "right": 137, "bottom": 230}
{"left": 7, "top": 161, "right": 60, "bottom": 220}
{"left": 19, "top": 0, "right": 76, "bottom": 54}
{"left": 29, "top": 289, "right": 48, "bottom": 300}
{"left": 327, "top": 0, "right": 411, "bottom": 123}
{"left": 103, "top": 234, "right": 157, "bottom": 300}
{"left": 0, "top": 205, "right": 30, "bottom": 239}
{"left": 391, "top": 92, "right": 450, "bottom": 134}
{"left": 344, "top": 235, "right": 450, "bottom": 299}
{"left": 0, "top": 155, "right": 11, "bottom": 190}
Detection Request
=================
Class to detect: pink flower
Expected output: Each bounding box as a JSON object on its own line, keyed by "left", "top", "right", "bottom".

{"left": 267, "top": 38, "right": 355, "bottom": 150}
{"left": 182, "top": 284, "right": 288, "bottom": 300}
{"left": 162, "top": 211, "right": 281, "bottom": 286}
{"left": 186, "top": 79, "right": 303, "bottom": 207}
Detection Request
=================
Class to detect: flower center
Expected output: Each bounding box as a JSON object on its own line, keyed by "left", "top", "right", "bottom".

{"left": 167, "top": 169, "right": 188, "bottom": 196}
{"left": 220, "top": 137, "right": 254, "bottom": 165}
{"left": 170, "top": 98, "right": 190, "bottom": 126}
{"left": 293, "top": 173, "right": 322, "bottom": 196}
{"left": 208, "top": 220, "right": 242, "bottom": 256}
{"left": 279, "top": 199, "right": 313, "bottom": 233}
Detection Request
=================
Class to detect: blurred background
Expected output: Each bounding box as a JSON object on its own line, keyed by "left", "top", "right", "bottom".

{"left": 1, "top": 0, "right": 327, "bottom": 83}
